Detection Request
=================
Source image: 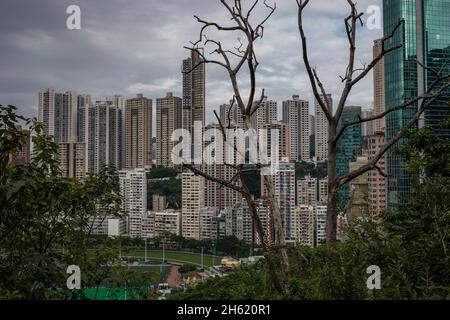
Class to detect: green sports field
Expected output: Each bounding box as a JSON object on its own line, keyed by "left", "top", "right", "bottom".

{"left": 125, "top": 250, "right": 223, "bottom": 267}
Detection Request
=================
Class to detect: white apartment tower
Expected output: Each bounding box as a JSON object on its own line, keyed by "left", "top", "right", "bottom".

{"left": 119, "top": 169, "right": 147, "bottom": 238}
{"left": 220, "top": 100, "right": 245, "bottom": 129}
{"left": 261, "top": 162, "right": 296, "bottom": 242}
{"left": 38, "top": 89, "right": 89, "bottom": 143}
{"left": 315, "top": 94, "right": 332, "bottom": 162}
{"left": 294, "top": 205, "right": 315, "bottom": 247}
{"left": 318, "top": 177, "right": 328, "bottom": 205}
{"left": 297, "top": 175, "right": 318, "bottom": 206}
{"left": 315, "top": 205, "right": 327, "bottom": 246}
{"left": 79, "top": 98, "right": 123, "bottom": 174}
{"left": 251, "top": 97, "right": 277, "bottom": 132}
{"left": 181, "top": 171, "right": 205, "bottom": 239}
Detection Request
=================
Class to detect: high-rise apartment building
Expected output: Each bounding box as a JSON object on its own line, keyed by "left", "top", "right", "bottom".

{"left": 373, "top": 39, "right": 386, "bottom": 133}
{"left": 203, "top": 164, "right": 241, "bottom": 211}
{"left": 362, "top": 108, "right": 374, "bottom": 137}
{"left": 368, "top": 132, "right": 387, "bottom": 217}
{"left": 220, "top": 100, "right": 245, "bottom": 129}
{"left": 297, "top": 175, "right": 317, "bottom": 206}
{"left": 315, "top": 205, "right": 327, "bottom": 246}
{"left": 156, "top": 92, "right": 182, "bottom": 167}
{"left": 79, "top": 98, "right": 123, "bottom": 174}
{"left": 38, "top": 89, "right": 89, "bottom": 143}
{"left": 58, "top": 141, "right": 86, "bottom": 180}
{"left": 384, "top": 0, "right": 450, "bottom": 206}
{"left": 309, "top": 115, "right": 315, "bottom": 137}
{"left": 119, "top": 169, "right": 147, "bottom": 238}
{"left": 261, "top": 162, "right": 296, "bottom": 243}
{"left": 315, "top": 94, "right": 332, "bottom": 162}
{"left": 182, "top": 51, "right": 205, "bottom": 142}
{"left": 113, "top": 95, "right": 126, "bottom": 167}
{"left": 283, "top": 95, "right": 310, "bottom": 162}
{"left": 336, "top": 106, "right": 362, "bottom": 205}
{"left": 9, "top": 125, "right": 31, "bottom": 165}
{"left": 222, "top": 203, "right": 251, "bottom": 243}
{"left": 251, "top": 97, "right": 277, "bottom": 132}
{"left": 249, "top": 199, "right": 273, "bottom": 245}
{"left": 153, "top": 210, "right": 181, "bottom": 238}
{"left": 90, "top": 214, "right": 127, "bottom": 237}
{"left": 260, "top": 121, "right": 290, "bottom": 163}
{"left": 202, "top": 123, "right": 242, "bottom": 211}
{"left": 294, "top": 205, "right": 315, "bottom": 247}
{"left": 152, "top": 194, "right": 167, "bottom": 211}
{"left": 53, "top": 91, "right": 78, "bottom": 142}
{"left": 347, "top": 157, "right": 369, "bottom": 221}
{"left": 125, "top": 94, "right": 152, "bottom": 169}
{"left": 199, "top": 207, "right": 220, "bottom": 240}
{"left": 318, "top": 177, "right": 328, "bottom": 205}
{"left": 181, "top": 170, "right": 205, "bottom": 239}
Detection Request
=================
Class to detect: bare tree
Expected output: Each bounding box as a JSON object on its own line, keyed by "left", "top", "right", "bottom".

{"left": 297, "top": 0, "right": 450, "bottom": 246}
{"left": 183, "top": 0, "right": 288, "bottom": 295}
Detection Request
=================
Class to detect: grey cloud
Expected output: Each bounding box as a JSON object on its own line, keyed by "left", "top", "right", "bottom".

{"left": 0, "top": 0, "right": 382, "bottom": 123}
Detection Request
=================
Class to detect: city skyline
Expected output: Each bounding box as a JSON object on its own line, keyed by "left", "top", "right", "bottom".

{"left": 1, "top": 0, "right": 382, "bottom": 124}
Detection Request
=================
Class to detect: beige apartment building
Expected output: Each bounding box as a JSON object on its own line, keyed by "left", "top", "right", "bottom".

{"left": 368, "top": 133, "right": 387, "bottom": 218}
{"left": 283, "top": 95, "right": 310, "bottom": 162}
{"left": 125, "top": 94, "right": 152, "bottom": 169}
{"left": 373, "top": 39, "right": 386, "bottom": 133}
{"left": 315, "top": 94, "right": 332, "bottom": 162}
{"left": 58, "top": 141, "right": 86, "bottom": 180}
{"left": 348, "top": 157, "right": 370, "bottom": 221}
{"left": 156, "top": 92, "right": 182, "bottom": 167}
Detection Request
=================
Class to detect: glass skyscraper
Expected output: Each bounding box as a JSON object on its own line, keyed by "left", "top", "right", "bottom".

{"left": 383, "top": 0, "right": 450, "bottom": 207}
{"left": 336, "top": 106, "right": 362, "bottom": 207}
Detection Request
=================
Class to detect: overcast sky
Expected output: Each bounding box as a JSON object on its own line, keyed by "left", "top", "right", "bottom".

{"left": 0, "top": 0, "right": 382, "bottom": 124}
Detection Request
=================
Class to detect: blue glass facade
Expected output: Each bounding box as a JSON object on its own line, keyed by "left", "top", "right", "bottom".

{"left": 383, "top": 0, "right": 450, "bottom": 207}
{"left": 336, "top": 106, "right": 362, "bottom": 206}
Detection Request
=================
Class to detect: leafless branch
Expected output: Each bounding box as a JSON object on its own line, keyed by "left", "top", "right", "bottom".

{"left": 297, "top": 0, "right": 333, "bottom": 121}
{"left": 335, "top": 72, "right": 450, "bottom": 143}
{"left": 337, "top": 80, "right": 450, "bottom": 187}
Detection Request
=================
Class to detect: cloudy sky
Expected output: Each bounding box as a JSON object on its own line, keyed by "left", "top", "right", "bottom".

{"left": 0, "top": 0, "right": 382, "bottom": 124}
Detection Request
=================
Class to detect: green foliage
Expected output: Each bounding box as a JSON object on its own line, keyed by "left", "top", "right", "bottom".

{"left": 172, "top": 125, "right": 450, "bottom": 300}
{"left": 216, "top": 236, "right": 252, "bottom": 258}
{"left": 241, "top": 165, "right": 261, "bottom": 198}
{"left": 0, "top": 105, "right": 125, "bottom": 299}
{"left": 147, "top": 178, "right": 181, "bottom": 210}
{"left": 171, "top": 261, "right": 279, "bottom": 300}
{"left": 168, "top": 234, "right": 252, "bottom": 258}
{"left": 295, "top": 161, "right": 327, "bottom": 179}
{"left": 397, "top": 125, "right": 450, "bottom": 177}
{"left": 147, "top": 167, "right": 178, "bottom": 179}
{"left": 174, "top": 181, "right": 449, "bottom": 300}
{"left": 179, "top": 264, "right": 197, "bottom": 275}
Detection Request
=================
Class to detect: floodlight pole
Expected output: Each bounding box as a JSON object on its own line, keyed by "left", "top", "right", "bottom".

{"left": 201, "top": 247, "right": 204, "bottom": 270}
{"left": 145, "top": 238, "right": 148, "bottom": 262}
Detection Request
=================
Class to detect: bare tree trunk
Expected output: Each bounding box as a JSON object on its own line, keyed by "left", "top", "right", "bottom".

{"left": 240, "top": 181, "right": 285, "bottom": 296}
{"left": 297, "top": 0, "right": 450, "bottom": 246}
{"left": 326, "top": 121, "right": 338, "bottom": 246}
{"left": 262, "top": 175, "right": 289, "bottom": 272}
{"left": 243, "top": 116, "right": 289, "bottom": 273}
